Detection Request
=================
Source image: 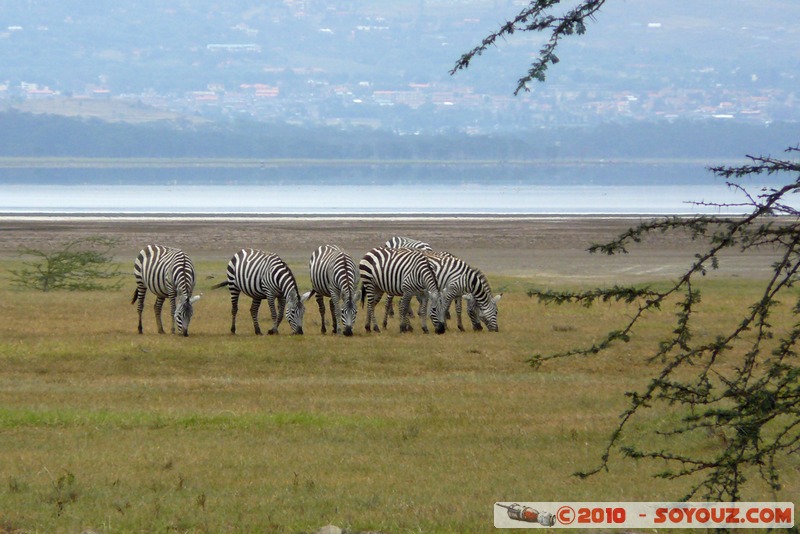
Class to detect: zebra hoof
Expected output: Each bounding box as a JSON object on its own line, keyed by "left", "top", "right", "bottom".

{"left": 268, "top": 329, "right": 277, "bottom": 335}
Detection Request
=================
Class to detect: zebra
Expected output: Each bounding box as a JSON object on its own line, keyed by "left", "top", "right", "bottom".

{"left": 359, "top": 246, "right": 446, "bottom": 334}
{"left": 384, "top": 236, "right": 432, "bottom": 251}
{"left": 131, "top": 244, "right": 200, "bottom": 337}
{"left": 309, "top": 244, "right": 360, "bottom": 337}
{"left": 383, "top": 236, "right": 432, "bottom": 318}
{"left": 211, "top": 248, "right": 312, "bottom": 335}
{"left": 424, "top": 251, "right": 502, "bottom": 332}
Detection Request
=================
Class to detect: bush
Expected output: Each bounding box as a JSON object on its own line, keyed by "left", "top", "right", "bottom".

{"left": 10, "top": 236, "right": 122, "bottom": 292}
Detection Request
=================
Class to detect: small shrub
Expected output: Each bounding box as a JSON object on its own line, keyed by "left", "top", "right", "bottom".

{"left": 9, "top": 236, "right": 122, "bottom": 292}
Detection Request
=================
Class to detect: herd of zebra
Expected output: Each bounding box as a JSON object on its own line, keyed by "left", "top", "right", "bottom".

{"left": 131, "top": 236, "right": 501, "bottom": 337}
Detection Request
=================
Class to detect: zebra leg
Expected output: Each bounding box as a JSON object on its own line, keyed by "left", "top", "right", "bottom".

{"left": 382, "top": 296, "right": 392, "bottom": 330}
{"left": 168, "top": 296, "right": 177, "bottom": 334}
{"left": 386, "top": 295, "right": 395, "bottom": 318}
{"left": 229, "top": 289, "right": 240, "bottom": 334}
{"left": 329, "top": 297, "right": 338, "bottom": 334}
{"left": 455, "top": 296, "right": 465, "bottom": 332}
{"left": 315, "top": 293, "right": 327, "bottom": 334}
{"left": 365, "top": 290, "right": 382, "bottom": 333}
{"left": 268, "top": 296, "right": 283, "bottom": 335}
{"left": 134, "top": 287, "right": 146, "bottom": 334}
{"left": 250, "top": 298, "right": 263, "bottom": 335}
{"left": 419, "top": 292, "right": 432, "bottom": 334}
{"left": 399, "top": 294, "right": 415, "bottom": 333}
{"left": 154, "top": 296, "right": 166, "bottom": 334}
{"left": 416, "top": 294, "right": 425, "bottom": 318}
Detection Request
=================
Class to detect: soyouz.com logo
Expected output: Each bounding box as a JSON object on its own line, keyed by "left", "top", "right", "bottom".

{"left": 494, "top": 502, "right": 795, "bottom": 529}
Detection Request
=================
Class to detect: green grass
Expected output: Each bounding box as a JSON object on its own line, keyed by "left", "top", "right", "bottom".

{"left": 0, "top": 266, "right": 798, "bottom": 532}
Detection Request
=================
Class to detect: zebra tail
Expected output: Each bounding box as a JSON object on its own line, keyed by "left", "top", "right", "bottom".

{"left": 360, "top": 282, "right": 366, "bottom": 308}
{"left": 130, "top": 287, "right": 139, "bottom": 305}
{"left": 210, "top": 281, "right": 228, "bottom": 290}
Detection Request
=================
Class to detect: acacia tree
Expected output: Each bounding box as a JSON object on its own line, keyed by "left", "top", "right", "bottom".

{"left": 10, "top": 236, "right": 122, "bottom": 292}
{"left": 453, "top": 1, "right": 800, "bottom": 502}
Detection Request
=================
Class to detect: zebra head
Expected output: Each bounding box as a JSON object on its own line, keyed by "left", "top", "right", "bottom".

{"left": 286, "top": 290, "right": 314, "bottom": 334}
{"left": 427, "top": 290, "right": 447, "bottom": 334}
{"left": 175, "top": 294, "right": 201, "bottom": 336}
{"left": 466, "top": 293, "right": 502, "bottom": 332}
{"left": 340, "top": 288, "right": 360, "bottom": 337}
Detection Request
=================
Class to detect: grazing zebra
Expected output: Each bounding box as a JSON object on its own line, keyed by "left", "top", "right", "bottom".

{"left": 309, "top": 244, "right": 360, "bottom": 337}
{"left": 131, "top": 244, "right": 200, "bottom": 337}
{"left": 383, "top": 236, "right": 432, "bottom": 318}
{"left": 424, "top": 251, "right": 502, "bottom": 332}
{"left": 359, "top": 246, "right": 446, "bottom": 334}
{"left": 384, "top": 236, "right": 432, "bottom": 251}
{"left": 211, "top": 248, "right": 312, "bottom": 335}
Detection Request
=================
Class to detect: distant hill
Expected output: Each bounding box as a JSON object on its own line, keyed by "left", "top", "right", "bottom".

{"left": 1, "top": 109, "right": 796, "bottom": 163}
{"left": 1, "top": 1, "right": 799, "bottom": 131}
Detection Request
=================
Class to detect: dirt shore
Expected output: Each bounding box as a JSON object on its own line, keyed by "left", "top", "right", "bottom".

{"left": 0, "top": 215, "right": 779, "bottom": 282}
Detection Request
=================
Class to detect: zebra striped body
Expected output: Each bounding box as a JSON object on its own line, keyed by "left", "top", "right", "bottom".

{"left": 359, "top": 247, "right": 445, "bottom": 334}
{"left": 383, "top": 236, "right": 432, "bottom": 251}
{"left": 213, "top": 248, "right": 311, "bottom": 335}
{"left": 309, "top": 244, "right": 360, "bottom": 337}
{"left": 383, "top": 236, "right": 432, "bottom": 318}
{"left": 424, "top": 251, "right": 501, "bottom": 332}
{"left": 131, "top": 244, "right": 199, "bottom": 336}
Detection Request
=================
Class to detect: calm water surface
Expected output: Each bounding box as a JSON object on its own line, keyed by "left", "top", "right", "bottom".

{"left": 1, "top": 182, "right": 785, "bottom": 215}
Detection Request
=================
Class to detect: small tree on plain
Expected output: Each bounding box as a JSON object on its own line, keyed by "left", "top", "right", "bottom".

{"left": 10, "top": 236, "right": 122, "bottom": 292}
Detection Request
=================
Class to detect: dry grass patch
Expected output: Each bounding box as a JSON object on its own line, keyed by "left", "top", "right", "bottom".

{"left": 0, "top": 267, "right": 797, "bottom": 532}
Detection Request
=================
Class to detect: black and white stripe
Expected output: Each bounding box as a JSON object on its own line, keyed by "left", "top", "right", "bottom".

{"left": 383, "top": 236, "right": 432, "bottom": 251}
{"left": 131, "top": 244, "right": 200, "bottom": 336}
{"left": 309, "top": 244, "right": 360, "bottom": 337}
{"left": 424, "top": 251, "right": 501, "bottom": 332}
{"left": 212, "top": 248, "right": 312, "bottom": 335}
{"left": 384, "top": 236, "right": 432, "bottom": 318}
{"left": 359, "top": 246, "right": 445, "bottom": 334}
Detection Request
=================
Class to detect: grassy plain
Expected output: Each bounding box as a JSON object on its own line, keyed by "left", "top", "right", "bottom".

{"left": 0, "top": 217, "right": 797, "bottom": 532}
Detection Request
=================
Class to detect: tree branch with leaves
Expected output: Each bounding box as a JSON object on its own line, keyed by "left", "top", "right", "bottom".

{"left": 453, "top": 0, "right": 800, "bottom": 504}
{"left": 451, "top": 0, "right": 607, "bottom": 95}
{"left": 527, "top": 150, "right": 800, "bottom": 501}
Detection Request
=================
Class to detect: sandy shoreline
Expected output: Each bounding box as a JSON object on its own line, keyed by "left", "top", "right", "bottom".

{"left": 0, "top": 214, "right": 778, "bottom": 281}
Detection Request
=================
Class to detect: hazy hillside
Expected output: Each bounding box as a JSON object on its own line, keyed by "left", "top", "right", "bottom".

{"left": 2, "top": 1, "right": 798, "bottom": 95}
{"left": 1, "top": 1, "right": 798, "bottom": 135}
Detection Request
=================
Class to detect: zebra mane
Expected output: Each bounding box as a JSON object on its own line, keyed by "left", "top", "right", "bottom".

{"left": 469, "top": 268, "right": 492, "bottom": 297}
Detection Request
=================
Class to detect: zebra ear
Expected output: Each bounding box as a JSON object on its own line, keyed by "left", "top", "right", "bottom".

{"left": 492, "top": 293, "right": 503, "bottom": 304}
{"left": 300, "top": 290, "right": 314, "bottom": 303}
{"left": 190, "top": 294, "right": 202, "bottom": 304}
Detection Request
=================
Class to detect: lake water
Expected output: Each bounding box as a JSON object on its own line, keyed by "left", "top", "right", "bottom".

{"left": 1, "top": 162, "right": 794, "bottom": 215}
{"left": 0, "top": 183, "right": 790, "bottom": 215}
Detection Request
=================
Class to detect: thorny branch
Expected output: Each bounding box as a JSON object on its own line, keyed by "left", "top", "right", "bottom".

{"left": 528, "top": 148, "right": 800, "bottom": 501}
{"left": 450, "top": 0, "right": 608, "bottom": 94}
